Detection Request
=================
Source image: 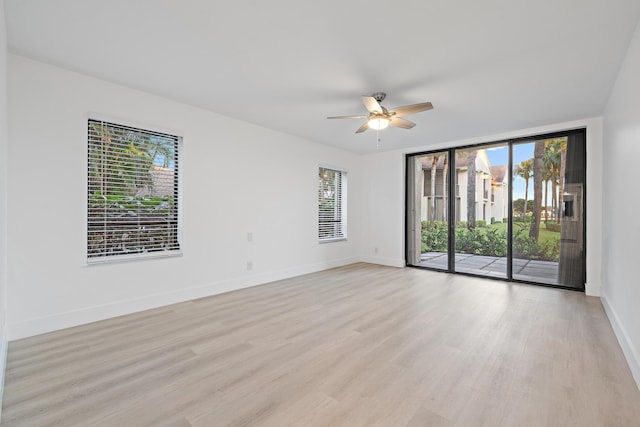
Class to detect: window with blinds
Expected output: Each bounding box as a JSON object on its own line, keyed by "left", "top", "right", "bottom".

{"left": 318, "top": 167, "right": 347, "bottom": 242}
{"left": 87, "top": 119, "right": 181, "bottom": 261}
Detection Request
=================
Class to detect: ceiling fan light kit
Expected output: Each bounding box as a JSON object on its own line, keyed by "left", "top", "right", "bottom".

{"left": 368, "top": 116, "right": 390, "bottom": 130}
{"left": 327, "top": 92, "right": 433, "bottom": 134}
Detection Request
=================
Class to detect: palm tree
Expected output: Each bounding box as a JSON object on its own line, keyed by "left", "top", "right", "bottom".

{"left": 542, "top": 166, "right": 551, "bottom": 225}
{"left": 89, "top": 123, "right": 156, "bottom": 196}
{"left": 514, "top": 159, "right": 533, "bottom": 221}
{"left": 530, "top": 141, "right": 545, "bottom": 240}
{"left": 442, "top": 155, "right": 448, "bottom": 222}
{"left": 430, "top": 155, "right": 439, "bottom": 224}
{"left": 144, "top": 136, "right": 175, "bottom": 169}
{"left": 544, "top": 138, "right": 564, "bottom": 222}
{"left": 543, "top": 141, "right": 559, "bottom": 223}
{"left": 553, "top": 138, "right": 568, "bottom": 223}
{"left": 466, "top": 150, "right": 477, "bottom": 229}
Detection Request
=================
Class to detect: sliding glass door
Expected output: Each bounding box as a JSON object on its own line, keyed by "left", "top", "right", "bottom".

{"left": 511, "top": 139, "right": 559, "bottom": 284}
{"left": 406, "top": 129, "right": 586, "bottom": 290}
{"left": 406, "top": 151, "right": 450, "bottom": 270}
{"left": 453, "top": 144, "right": 508, "bottom": 279}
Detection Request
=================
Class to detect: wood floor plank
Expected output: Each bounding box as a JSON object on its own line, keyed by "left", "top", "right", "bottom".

{"left": 1, "top": 263, "right": 639, "bottom": 426}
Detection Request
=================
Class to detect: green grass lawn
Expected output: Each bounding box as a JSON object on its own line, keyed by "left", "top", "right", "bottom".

{"left": 486, "top": 221, "right": 560, "bottom": 246}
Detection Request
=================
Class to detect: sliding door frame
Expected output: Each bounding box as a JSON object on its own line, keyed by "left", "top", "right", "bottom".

{"left": 447, "top": 147, "right": 456, "bottom": 272}
{"left": 405, "top": 128, "right": 587, "bottom": 292}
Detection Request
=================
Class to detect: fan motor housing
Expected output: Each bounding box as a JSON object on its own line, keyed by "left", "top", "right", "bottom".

{"left": 371, "top": 92, "right": 386, "bottom": 103}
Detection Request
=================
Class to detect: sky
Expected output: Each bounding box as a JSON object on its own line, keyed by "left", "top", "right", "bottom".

{"left": 485, "top": 143, "right": 535, "bottom": 200}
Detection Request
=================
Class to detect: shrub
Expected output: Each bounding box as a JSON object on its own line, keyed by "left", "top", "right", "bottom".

{"left": 420, "top": 217, "right": 560, "bottom": 261}
{"left": 491, "top": 217, "right": 496, "bottom": 224}
{"left": 454, "top": 227, "right": 507, "bottom": 257}
{"left": 545, "top": 222, "right": 561, "bottom": 232}
{"left": 483, "top": 228, "right": 507, "bottom": 256}
{"left": 512, "top": 227, "right": 560, "bottom": 261}
{"left": 513, "top": 214, "right": 534, "bottom": 223}
{"left": 454, "top": 227, "right": 480, "bottom": 254}
{"left": 87, "top": 193, "right": 176, "bottom": 257}
{"left": 421, "top": 224, "right": 448, "bottom": 253}
{"left": 476, "top": 220, "right": 486, "bottom": 227}
{"left": 503, "top": 218, "right": 508, "bottom": 223}
{"left": 422, "top": 220, "right": 448, "bottom": 229}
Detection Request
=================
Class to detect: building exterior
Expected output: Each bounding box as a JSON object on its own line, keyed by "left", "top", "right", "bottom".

{"left": 420, "top": 149, "right": 509, "bottom": 224}
{"left": 490, "top": 165, "right": 509, "bottom": 222}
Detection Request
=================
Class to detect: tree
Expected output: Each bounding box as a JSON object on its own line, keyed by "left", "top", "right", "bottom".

{"left": 542, "top": 142, "right": 556, "bottom": 224}
{"left": 544, "top": 139, "right": 562, "bottom": 222}
{"left": 513, "top": 198, "right": 532, "bottom": 215}
{"left": 430, "top": 155, "right": 439, "bottom": 224}
{"left": 466, "top": 150, "right": 477, "bottom": 229}
{"left": 514, "top": 159, "right": 533, "bottom": 222}
{"left": 552, "top": 137, "right": 568, "bottom": 223}
{"left": 144, "top": 136, "right": 175, "bottom": 169}
{"left": 541, "top": 138, "right": 569, "bottom": 222}
{"left": 88, "top": 122, "right": 158, "bottom": 196}
{"left": 442, "top": 155, "right": 448, "bottom": 222}
{"left": 530, "top": 141, "right": 545, "bottom": 240}
{"left": 542, "top": 166, "right": 551, "bottom": 225}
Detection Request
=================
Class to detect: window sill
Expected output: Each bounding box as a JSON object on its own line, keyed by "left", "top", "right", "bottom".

{"left": 319, "top": 238, "right": 347, "bottom": 244}
{"left": 87, "top": 250, "right": 183, "bottom": 265}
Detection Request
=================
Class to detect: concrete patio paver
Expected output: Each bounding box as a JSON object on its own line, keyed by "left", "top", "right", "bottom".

{"left": 417, "top": 252, "right": 558, "bottom": 285}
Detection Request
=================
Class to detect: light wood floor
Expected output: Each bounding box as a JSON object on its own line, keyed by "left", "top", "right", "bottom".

{"left": 2, "top": 263, "right": 639, "bottom": 426}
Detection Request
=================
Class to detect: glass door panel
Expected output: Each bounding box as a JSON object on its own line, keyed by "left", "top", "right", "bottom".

{"left": 453, "top": 145, "right": 508, "bottom": 278}
{"left": 511, "top": 136, "right": 585, "bottom": 288}
{"left": 511, "top": 140, "right": 554, "bottom": 284}
{"left": 406, "top": 152, "right": 449, "bottom": 270}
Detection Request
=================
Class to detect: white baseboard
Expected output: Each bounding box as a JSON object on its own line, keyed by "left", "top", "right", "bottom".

{"left": 585, "top": 281, "right": 601, "bottom": 297}
{"left": 8, "top": 257, "right": 358, "bottom": 340}
{"left": 0, "top": 323, "right": 7, "bottom": 422}
{"left": 601, "top": 294, "right": 640, "bottom": 390}
{"left": 359, "top": 256, "right": 405, "bottom": 268}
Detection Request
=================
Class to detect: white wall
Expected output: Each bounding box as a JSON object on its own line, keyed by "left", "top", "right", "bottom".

{"left": 0, "top": 0, "right": 8, "bottom": 416}
{"left": 359, "top": 117, "right": 604, "bottom": 297}
{"left": 602, "top": 20, "right": 640, "bottom": 388}
{"left": 6, "top": 55, "right": 363, "bottom": 340}
{"left": 359, "top": 151, "right": 405, "bottom": 267}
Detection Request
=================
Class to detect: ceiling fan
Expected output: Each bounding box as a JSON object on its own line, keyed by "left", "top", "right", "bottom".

{"left": 327, "top": 92, "right": 433, "bottom": 133}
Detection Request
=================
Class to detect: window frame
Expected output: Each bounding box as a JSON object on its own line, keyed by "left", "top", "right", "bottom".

{"left": 86, "top": 116, "right": 183, "bottom": 264}
{"left": 318, "top": 166, "right": 347, "bottom": 243}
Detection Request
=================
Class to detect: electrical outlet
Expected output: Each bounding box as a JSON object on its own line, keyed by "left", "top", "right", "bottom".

{"left": 374, "top": 247, "right": 378, "bottom": 254}
{"left": 247, "top": 232, "right": 253, "bottom": 242}
{"left": 246, "top": 261, "right": 253, "bottom": 271}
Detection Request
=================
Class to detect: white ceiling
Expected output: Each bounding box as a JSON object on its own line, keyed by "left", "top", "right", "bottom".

{"left": 5, "top": 1, "right": 640, "bottom": 154}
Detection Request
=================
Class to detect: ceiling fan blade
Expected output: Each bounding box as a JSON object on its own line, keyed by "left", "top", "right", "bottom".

{"left": 362, "top": 96, "right": 383, "bottom": 114}
{"left": 389, "top": 117, "right": 416, "bottom": 129}
{"left": 327, "top": 115, "right": 369, "bottom": 119}
{"left": 389, "top": 102, "right": 433, "bottom": 117}
{"left": 355, "top": 122, "right": 369, "bottom": 133}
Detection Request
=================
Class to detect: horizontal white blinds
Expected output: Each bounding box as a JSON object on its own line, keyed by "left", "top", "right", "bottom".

{"left": 318, "top": 167, "right": 345, "bottom": 241}
{"left": 87, "top": 119, "right": 180, "bottom": 260}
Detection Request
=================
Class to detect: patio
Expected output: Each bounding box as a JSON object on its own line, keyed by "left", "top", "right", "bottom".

{"left": 419, "top": 252, "right": 559, "bottom": 285}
